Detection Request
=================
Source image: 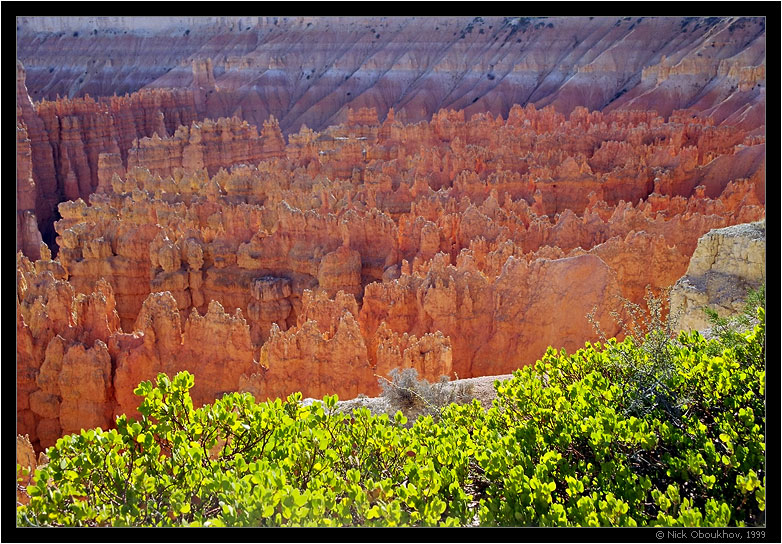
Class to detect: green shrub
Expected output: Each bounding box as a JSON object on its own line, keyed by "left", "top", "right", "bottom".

{"left": 704, "top": 283, "right": 766, "bottom": 367}
{"left": 476, "top": 304, "right": 765, "bottom": 526}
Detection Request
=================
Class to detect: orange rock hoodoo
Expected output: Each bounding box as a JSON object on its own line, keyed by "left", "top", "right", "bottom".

{"left": 16, "top": 59, "right": 201, "bottom": 253}
{"left": 16, "top": 16, "right": 765, "bottom": 452}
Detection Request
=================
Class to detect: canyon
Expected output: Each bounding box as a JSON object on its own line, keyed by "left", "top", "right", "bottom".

{"left": 16, "top": 16, "right": 765, "bottom": 452}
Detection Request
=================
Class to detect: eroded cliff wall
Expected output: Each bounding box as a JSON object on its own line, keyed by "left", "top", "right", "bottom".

{"left": 670, "top": 221, "right": 766, "bottom": 332}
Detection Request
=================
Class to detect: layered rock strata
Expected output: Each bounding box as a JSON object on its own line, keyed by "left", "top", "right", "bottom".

{"left": 16, "top": 123, "right": 43, "bottom": 260}
{"left": 18, "top": 16, "right": 765, "bottom": 134}
{"left": 17, "top": 255, "right": 261, "bottom": 451}
{"left": 125, "top": 115, "right": 285, "bottom": 178}
{"left": 15, "top": 60, "right": 201, "bottom": 255}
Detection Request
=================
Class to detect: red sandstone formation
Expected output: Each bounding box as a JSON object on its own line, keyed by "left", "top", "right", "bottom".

{"left": 17, "top": 257, "right": 261, "bottom": 451}
{"left": 16, "top": 123, "right": 43, "bottom": 260}
{"left": 17, "top": 251, "right": 117, "bottom": 449}
{"left": 17, "top": 61, "right": 59, "bottom": 251}
{"left": 15, "top": 16, "right": 765, "bottom": 453}
{"left": 16, "top": 434, "right": 46, "bottom": 505}
{"left": 125, "top": 115, "right": 285, "bottom": 178}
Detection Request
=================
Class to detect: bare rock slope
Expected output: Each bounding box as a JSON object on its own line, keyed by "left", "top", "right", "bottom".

{"left": 17, "top": 16, "right": 766, "bottom": 134}
{"left": 16, "top": 15, "right": 766, "bottom": 256}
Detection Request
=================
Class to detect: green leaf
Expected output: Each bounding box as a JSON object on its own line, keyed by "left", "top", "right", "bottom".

{"left": 394, "top": 411, "right": 408, "bottom": 426}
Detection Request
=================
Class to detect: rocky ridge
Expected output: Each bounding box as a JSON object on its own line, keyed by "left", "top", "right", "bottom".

{"left": 16, "top": 60, "right": 201, "bottom": 253}
{"left": 16, "top": 16, "right": 766, "bottom": 259}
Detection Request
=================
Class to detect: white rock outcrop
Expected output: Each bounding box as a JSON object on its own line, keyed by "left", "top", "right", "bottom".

{"left": 670, "top": 221, "right": 765, "bottom": 333}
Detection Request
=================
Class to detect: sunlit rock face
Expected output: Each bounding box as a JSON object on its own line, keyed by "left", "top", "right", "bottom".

{"left": 16, "top": 15, "right": 765, "bottom": 255}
